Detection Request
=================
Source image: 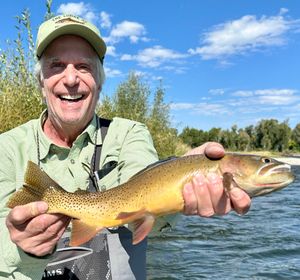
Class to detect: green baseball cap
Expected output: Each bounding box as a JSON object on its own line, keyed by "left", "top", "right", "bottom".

{"left": 36, "top": 14, "right": 106, "bottom": 62}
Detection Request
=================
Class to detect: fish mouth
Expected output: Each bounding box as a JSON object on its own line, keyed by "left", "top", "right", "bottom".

{"left": 258, "top": 163, "right": 291, "bottom": 177}
{"left": 254, "top": 175, "right": 295, "bottom": 193}
{"left": 256, "top": 180, "right": 290, "bottom": 188}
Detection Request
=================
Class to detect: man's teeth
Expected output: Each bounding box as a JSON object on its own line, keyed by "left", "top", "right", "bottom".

{"left": 60, "top": 95, "right": 83, "bottom": 101}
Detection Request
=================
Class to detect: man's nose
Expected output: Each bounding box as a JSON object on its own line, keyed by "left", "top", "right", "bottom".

{"left": 63, "top": 64, "right": 79, "bottom": 87}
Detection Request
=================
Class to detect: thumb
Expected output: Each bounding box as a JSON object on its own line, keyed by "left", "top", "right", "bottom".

{"left": 8, "top": 202, "right": 48, "bottom": 225}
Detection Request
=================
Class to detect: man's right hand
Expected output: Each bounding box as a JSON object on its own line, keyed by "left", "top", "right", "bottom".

{"left": 6, "top": 202, "right": 70, "bottom": 257}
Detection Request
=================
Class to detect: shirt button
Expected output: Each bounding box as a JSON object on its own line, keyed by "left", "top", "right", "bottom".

{"left": 70, "top": 159, "right": 75, "bottom": 164}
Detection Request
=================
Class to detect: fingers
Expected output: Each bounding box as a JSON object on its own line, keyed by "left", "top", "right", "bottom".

{"left": 206, "top": 173, "right": 231, "bottom": 215}
{"left": 7, "top": 202, "right": 48, "bottom": 225}
{"left": 227, "top": 182, "right": 251, "bottom": 215}
{"left": 6, "top": 203, "right": 70, "bottom": 257}
{"left": 26, "top": 215, "right": 71, "bottom": 256}
{"left": 183, "top": 172, "right": 250, "bottom": 217}
{"left": 183, "top": 174, "right": 214, "bottom": 216}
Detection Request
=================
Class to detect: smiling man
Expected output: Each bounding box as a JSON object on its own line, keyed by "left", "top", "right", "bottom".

{"left": 39, "top": 35, "right": 102, "bottom": 147}
{"left": 0, "top": 15, "right": 250, "bottom": 280}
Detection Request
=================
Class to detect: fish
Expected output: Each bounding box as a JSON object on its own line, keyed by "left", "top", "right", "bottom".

{"left": 7, "top": 153, "right": 295, "bottom": 246}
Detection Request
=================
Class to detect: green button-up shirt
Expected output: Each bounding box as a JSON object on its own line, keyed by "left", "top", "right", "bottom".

{"left": 0, "top": 111, "right": 176, "bottom": 280}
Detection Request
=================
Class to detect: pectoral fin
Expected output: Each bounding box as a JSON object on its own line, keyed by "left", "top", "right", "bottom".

{"left": 116, "top": 209, "right": 147, "bottom": 224}
{"left": 223, "top": 172, "right": 234, "bottom": 193}
{"left": 131, "top": 214, "right": 155, "bottom": 245}
{"left": 117, "top": 210, "right": 155, "bottom": 244}
{"left": 70, "top": 219, "right": 103, "bottom": 246}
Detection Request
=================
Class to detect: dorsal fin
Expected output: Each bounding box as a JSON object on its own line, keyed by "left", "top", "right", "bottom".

{"left": 128, "top": 157, "right": 178, "bottom": 181}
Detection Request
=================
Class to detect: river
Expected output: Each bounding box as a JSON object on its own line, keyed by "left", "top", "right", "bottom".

{"left": 147, "top": 165, "right": 300, "bottom": 280}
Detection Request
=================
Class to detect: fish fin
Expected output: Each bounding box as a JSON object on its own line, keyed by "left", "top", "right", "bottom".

{"left": 127, "top": 159, "right": 176, "bottom": 181}
{"left": 131, "top": 214, "right": 155, "bottom": 245}
{"left": 70, "top": 219, "right": 103, "bottom": 246}
{"left": 116, "top": 209, "right": 147, "bottom": 224}
{"left": 7, "top": 161, "right": 63, "bottom": 208}
{"left": 223, "top": 172, "right": 234, "bottom": 193}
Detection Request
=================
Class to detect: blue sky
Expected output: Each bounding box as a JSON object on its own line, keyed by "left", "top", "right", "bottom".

{"left": 1, "top": 1, "right": 300, "bottom": 131}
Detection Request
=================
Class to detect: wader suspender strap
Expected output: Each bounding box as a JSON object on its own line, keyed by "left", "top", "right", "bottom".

{"left": 86, "top": 117, "right": 113, "bottom": 280}
{"left": 88, "top": 117, "right": 112, "bottom": 192}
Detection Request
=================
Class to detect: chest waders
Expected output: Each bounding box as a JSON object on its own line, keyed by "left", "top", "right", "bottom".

{"left": 42, "top": 118, "right": 147, "bottom": 280}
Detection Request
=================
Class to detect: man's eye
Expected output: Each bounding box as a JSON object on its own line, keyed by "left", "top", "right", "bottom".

{"left": 77, "top": 64, "right": 90, "bottom": 71}
{"left": 51, "top": 63, "right": 64, "bottom": 69}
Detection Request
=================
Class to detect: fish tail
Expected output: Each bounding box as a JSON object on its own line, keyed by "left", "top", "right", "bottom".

{"left": 7, "top": 161, "right": 63, "bottom": 208}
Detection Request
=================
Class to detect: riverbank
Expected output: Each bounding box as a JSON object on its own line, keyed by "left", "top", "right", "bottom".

{"left": 273, "top": 157, "right": 300, "bottom": 166}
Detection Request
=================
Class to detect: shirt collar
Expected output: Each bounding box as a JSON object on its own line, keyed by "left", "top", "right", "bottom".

{"left": 85, "top": 114, "right": 103, "bottom": 146}
{"left": 37, "top": 111, "right": 102, "bottom": 160}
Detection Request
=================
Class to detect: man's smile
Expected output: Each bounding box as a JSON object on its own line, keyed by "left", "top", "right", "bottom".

{"left": 59, "top": 94, "right": 83, "bottom": 102}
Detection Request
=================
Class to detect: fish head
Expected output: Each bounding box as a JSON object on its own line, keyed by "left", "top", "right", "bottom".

{"left": 222, "top": 154, "right": 295, "bottom": 197}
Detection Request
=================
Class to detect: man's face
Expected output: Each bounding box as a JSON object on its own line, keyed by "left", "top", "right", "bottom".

{"left": 40, "top": 35, "right": 101, "bottom": 130}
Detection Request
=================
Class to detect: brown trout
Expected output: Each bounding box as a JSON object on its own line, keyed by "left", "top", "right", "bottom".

{"left": 7, "top": 153, "right": 294, "bottom": 246}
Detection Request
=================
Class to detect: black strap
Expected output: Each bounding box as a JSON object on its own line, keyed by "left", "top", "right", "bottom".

{"left": 94, "top": 117, "right": 112, "bottom": 172}
{"left": 88, "top": 117, "right": 112, "bottom": 192}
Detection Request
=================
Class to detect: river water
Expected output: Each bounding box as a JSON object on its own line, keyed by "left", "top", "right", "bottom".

{"left": 147, "top": 165, "right": 300, "bottom": 280}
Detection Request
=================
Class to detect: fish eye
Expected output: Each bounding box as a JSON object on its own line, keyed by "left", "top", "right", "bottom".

{"left": 262, "top": 158, "right": 271, "bottom": 164}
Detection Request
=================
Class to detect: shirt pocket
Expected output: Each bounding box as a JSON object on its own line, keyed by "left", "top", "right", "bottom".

{"left": 96, "top": 166, "right": 121, "bottom": 191}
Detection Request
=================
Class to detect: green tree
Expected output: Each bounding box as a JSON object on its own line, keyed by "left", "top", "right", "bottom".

{"left": 98, "top": 73, "right": 180, "bottom": 158}
{"left": 0, "top": 9, "right": 44, "bottom": 133}
{"left": 220, "top": 126, "right": 238, "bottom": 150}
{"left": 254, "top": 119, "right": 291, "bottom": 152}
{"left": 179, "top": 127, "right": 208, "bottom": 148}
{"left": 146, "top": 82, "right": 178, "bottom": 158}
{"left": 276, "top": 121, "right": 291, "bottom": 152}
{"left": 99, "top": 73, "right": 150, "bottom": 122}
{"left": 99, "top": 73, "right": 149, "bottom": 122}
{"left": 244, "top": 125, "right": 255, "bottom": 150}
{"left": 291, "top": 123, "right": 300, "bottom": 149}
{"left": 237, "top": 129, "right": 251, "bottom": 151}
{"left": 207, "top": 127, "right": 221, "bottom": 142}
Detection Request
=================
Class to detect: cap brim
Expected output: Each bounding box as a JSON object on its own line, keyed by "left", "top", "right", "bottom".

{"left": 36, "top": 24, "right": 106, "bottom": 59}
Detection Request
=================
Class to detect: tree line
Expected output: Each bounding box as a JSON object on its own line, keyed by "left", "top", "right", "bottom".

{"left": 179, "top": 120, "right": 300, "bottom": 153}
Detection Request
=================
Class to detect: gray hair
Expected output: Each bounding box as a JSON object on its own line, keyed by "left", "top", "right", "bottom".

{"left": 34, "top": 57, "right": 106, "bottom": 87}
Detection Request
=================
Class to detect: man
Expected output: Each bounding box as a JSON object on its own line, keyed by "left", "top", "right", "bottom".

{"left": 0, "top": 15, "right": 250, "bottom": 280}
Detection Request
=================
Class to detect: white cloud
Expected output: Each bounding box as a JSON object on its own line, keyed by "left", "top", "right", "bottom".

{"left": 232, "top": 88, "right": 298, "bottom": 105}
{"left": 209, "top": 88, "right": 225, "bottom": 95}
{"left": 255, "top": 89, "right": 295, "bottom": 96}
{"left": 189, "top": 9, "right": 298, "bottom": 60}
{"left": 100, "top": 11, "right": 112, "bottom": 29}
{"left": 232, "top": 90, "right": 254, "bottom": 97}
{"left": 104, "top": 66, "right": 122, "bottom": 78}
{"left": 105, "top": 46, "right": 117, "bottom": 57}
{"left": 57, "top": 2, "right": 96, "bottom": 23}
{"left": 171, "top": 88, "right": 299, "bottom": 119}
{"left": 105, "top": 21, "right": 147, "bottom": 44}
{"left": 171, "top": 102, "right": 230, "bottom": 116}
{"left": 121, "top": 45, "right": 187, "bottom": 68}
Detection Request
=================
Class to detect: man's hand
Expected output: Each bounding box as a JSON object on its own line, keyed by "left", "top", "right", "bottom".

{"left": 183, "top": 142, "right": 251, "bottom": 217}
{"left": 6, "top": 202, "right": 70, "bottom": 257}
